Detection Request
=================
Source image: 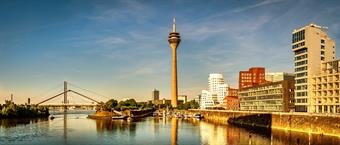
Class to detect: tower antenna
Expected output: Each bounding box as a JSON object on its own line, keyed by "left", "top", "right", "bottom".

{"left": 172, "top": 17, "right": 176, "bottom": 32}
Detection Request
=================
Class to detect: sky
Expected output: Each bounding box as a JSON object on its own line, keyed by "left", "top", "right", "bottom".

{"left": 0, "top": 0, "right": 340, "bottom": 104}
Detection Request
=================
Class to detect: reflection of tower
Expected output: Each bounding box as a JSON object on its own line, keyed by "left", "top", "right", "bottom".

{"left": 168, "top": 17, "right": 181, "bottom": 108}
{"left": 171, "top": 118, "right": 178, "bottom": 145}
{"left": 63, "top": 112, "right": 67, "bottom": 144}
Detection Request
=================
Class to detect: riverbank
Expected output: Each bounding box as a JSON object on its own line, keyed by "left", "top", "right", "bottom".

{"left": 0, "top": 102, "right": 49, "bottom": 119}
{"left": 187, "top": 109, "right": 340, "bottom": 137}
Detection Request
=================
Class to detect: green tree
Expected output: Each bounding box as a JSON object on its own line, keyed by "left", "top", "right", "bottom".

{"left": 105, "top": 99, "right": 118, "bottom": 111}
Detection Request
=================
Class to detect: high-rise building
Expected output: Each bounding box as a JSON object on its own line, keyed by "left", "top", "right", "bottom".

{"left": 312, "top": 60, "right": 340, "bottom": 113}
{"left": 208, "top": 73, "right": 225, "bottom": 93}
{"left": 292, "top": 23, "right": 336, "bottom": 112}
{"left": 239, "top": 67, "right": 266, "bottom": 89}
{"left": 152, "top": 89, "right": 160, "bottom": 102}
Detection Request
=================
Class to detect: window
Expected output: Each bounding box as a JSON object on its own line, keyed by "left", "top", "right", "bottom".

{"left": 295, "top": 66, "right": 307, "bottom": 72}
{"left": 321, "top": 57, "right": 325, "bottom": 61}
{"left": 295, "top": 54, "right": 308, "bottom": 61}
{"left": 321, "top": 51, "right": 325, "bottom": 55}
{"left": 321, "top": 39, "right": 325, "bottom": 44}
{"left": 295, "top": 47, "right": 307, "bottom": 55}
{"left": 295, "top": 60, "right": 308, "bottom": 66}
{"left": 292, "top": 30, "right": 306, "bottom": 43}
{"left": 296, "top": 78, "right": 307, "bottom": 84}
{"left": 296, "top": 72, "right": 307, "bottom": 77}
{"left": 292, "top": 42, "right": 305, "bottom": 49}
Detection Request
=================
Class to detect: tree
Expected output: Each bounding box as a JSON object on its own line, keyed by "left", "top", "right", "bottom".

{"left": 105, "top": 99, "right": 118, "bottom": 111}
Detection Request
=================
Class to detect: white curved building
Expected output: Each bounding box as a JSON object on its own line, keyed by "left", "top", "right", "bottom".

{"left": 208, "top": 73, "right": 225, "bottom": 93}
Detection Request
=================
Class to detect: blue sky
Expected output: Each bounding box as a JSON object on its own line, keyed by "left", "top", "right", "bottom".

{"left": 0, "top": 0, "right": 340, "bottom": 104}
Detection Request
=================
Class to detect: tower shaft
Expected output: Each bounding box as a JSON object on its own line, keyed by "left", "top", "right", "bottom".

{"left": 171, "top": 47, "right": 178, "bottom": 108}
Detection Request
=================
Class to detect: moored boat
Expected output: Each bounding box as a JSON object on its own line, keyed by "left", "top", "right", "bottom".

{"left": 193, "top": 113, "right": 203, "bottom": 119}
{"left": 112, "top": 115, "right": 128, "bottom": 120}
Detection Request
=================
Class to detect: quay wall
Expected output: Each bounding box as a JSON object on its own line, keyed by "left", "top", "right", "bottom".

{"left": 187, "top": 109, "right": 340, "bottom": 137}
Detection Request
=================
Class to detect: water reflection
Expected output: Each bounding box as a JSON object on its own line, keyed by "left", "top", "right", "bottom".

{"left": 0, "top": 118, "right": 48, "bottom": 128}
{"left": 63, "top": 113, "right": 67, "bottom": 145}
{"left": 1, "top": 113, "right": 340, "bottom": 145}
{"left": 171, "top": 118, "right": 178, "bottom": 145}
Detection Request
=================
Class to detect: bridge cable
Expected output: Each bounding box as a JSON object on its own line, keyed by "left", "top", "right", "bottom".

{"left": 67, "top": 83, "right": 110, "bottom": 101}
{"left": 31, "top": 82, "right": 64, "bottom": 100}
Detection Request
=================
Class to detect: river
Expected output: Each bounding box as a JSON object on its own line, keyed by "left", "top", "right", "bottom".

{"left": 0, "top": 111, "right": 339, "bottom": 145}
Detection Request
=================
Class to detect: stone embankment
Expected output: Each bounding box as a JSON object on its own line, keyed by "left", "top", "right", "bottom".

{"left": 187, "top": 109, "right": 340, "bottom": 137}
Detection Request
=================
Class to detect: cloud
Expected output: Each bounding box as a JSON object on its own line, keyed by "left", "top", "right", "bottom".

{"left": 95, "top": 37, "right": 127, "bottom": 45}
{"left": 181, "top": 14, "right": 272, "bottom": 41}
{"left": 232, "top": 0, "right": 284, "bottom": 13}
{"left": 116, "top": 60, "right": 170, "bottom": 79}
{"left": 87, "top": 0, "right": 153, "bottom": 23}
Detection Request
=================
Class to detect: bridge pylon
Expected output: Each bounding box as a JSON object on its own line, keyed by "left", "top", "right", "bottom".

{"left": 63, "top": 81, "right": 68, "bottom": 111}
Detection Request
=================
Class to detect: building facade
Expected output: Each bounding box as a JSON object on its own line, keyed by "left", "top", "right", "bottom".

{"left": 223, "top": 96, "right": 240, "bottom": 110}
{"left": 239, "top": 67, "right": 266, "bottom": 89}
{"left": 200, "top": 90, "right": 217, "bottom": 109}
{"left": 265, "top": 72, "right": 294, "bottom": 82}
{"left": 292, "top": 23, "right": 336, "bottom": 112}
{"left": 208, "top": 73, "right": 225, "bottom": 93}
{"left": 312, "top": 60, "right": 340, "bottom": 113}
{"left": 217, "top": 84, "right": 229, "bottom": 104}
{"left": 152, "top": 89, "right": 160, "bottom": 103}
{"left": 221, "top": 87, "right": 239, "bottom": 110}
{"left": 200, "top": 73, "right": 229, "bottom": 109}
{"left": 178, "top": 95, "right": 187, "bottom": 104}
{"left": 194, "top": 95, "right": 201, "bottom": 104}
{"left": 239, "top": 79, "right": 295, "bottom": 112}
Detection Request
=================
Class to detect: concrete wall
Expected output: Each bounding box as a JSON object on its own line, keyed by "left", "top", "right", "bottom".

{"left": 188, "top": 109, "right": 340, "bottom": 137}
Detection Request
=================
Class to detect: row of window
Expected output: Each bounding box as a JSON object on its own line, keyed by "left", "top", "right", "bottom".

{"left": 296, "top": 78, "right": 307, "bottom": 84}
{"left": 295, "top": 66, "right": 307, "bottom": 72}
{"left": 295, "top": 54, "right": 307, "bottom": 61}
{"left": 295, "top": 105, "right": 307, "bottom": 112}
{"left": 294, "top": 47, "right": 307, "bottom": 55}
{"left": 292, "top": 30, "right": 305, "bottom": 43}
{"left": 296, "top": 98, "right": 307, "bottom": 103}
{"left": 296, "top": 85, "right": 307, "bottom": 90}
{"left": 295, "top": 60, "right": 307, "bottom": 66}
{"left": 292, "top": 41, "right": 305, "bottom": 49}
{"left": 296, "top": 72, "right": 307, "bottom": 78}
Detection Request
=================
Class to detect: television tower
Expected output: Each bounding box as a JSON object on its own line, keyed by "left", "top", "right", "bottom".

{"left": 168, "top": 17, "right": 181, "bottom": 108}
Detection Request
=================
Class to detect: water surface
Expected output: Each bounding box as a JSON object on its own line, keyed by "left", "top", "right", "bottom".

{"left": 0, "top": 112, "right": 339, "bottom": 145}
